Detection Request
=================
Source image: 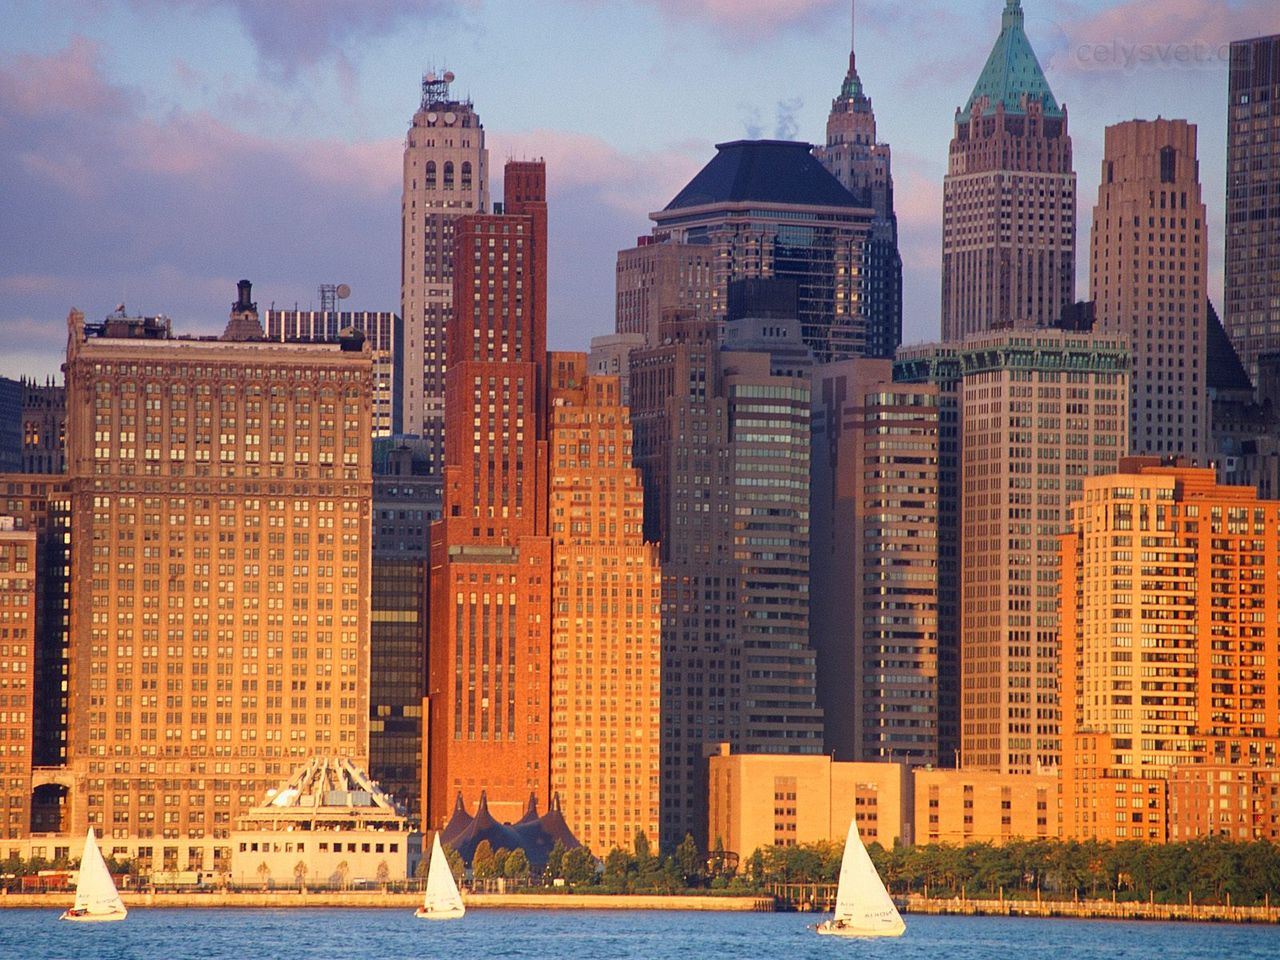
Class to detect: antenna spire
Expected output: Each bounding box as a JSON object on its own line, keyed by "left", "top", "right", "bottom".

{"left": 850, "top": 0, "right": 857, "bottom": 70}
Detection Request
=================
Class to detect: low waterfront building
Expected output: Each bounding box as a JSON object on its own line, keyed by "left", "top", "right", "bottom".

{"left": 706, "top": 744, "right": 909, "bottom": 859}
{"left": 912, "top": 767, "right": 1056, "bottom": 846}
{"left": 229, "top": 757, "right": 412, "bottom": 887}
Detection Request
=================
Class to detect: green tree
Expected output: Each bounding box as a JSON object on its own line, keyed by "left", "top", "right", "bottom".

{"left": 504, "top": 848, "right": 531, "bottom": 882}
{"left": 445, "top": 845, "right": 467, "bottom": 887}
{"left": 545, "top": 839, "right": 567, "bottom": 881}
{"left": 603, "top": 846, "right": 637, "bottom": 892}
{"left": 472, "top": 840, "right": 497, "bottom": 881}
{"left": 492, "top": 847, "right": 510, "bottom": 880}
{"left": 676, "top": 833, "right": 704, "bottom": 887}
{"left": 562, "top": 846, "right": 596, "bottom": 885}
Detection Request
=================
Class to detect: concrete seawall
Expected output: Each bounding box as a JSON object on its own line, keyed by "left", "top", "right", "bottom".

{"left": 0, "top": 890, "right": 773, "bottom": 911}
{"left": 902, "top": 895, "right": 1280, "bottom": 924}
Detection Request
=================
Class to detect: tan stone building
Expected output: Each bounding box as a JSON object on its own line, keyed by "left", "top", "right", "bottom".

{"left": 400, "top": 70, "right": 489, "bottom": 462}
{"left": 913, "top": 768, "right": 1056, "bottom": 846}
{"left": 63, "top": 294, "right": 373, "bottom": 876}
{"left": 1090, "top": 119, "right": 1208, "bottom": 459}
{"left": 941, "top": 0, "right": 1075, "bottom": 341}
{"left": 960, "top": 329, "right": 1128, "bottom": 774}
{"left": 614, "top": 239, "right": 715, "bottom": 349}
{"left": 547, "top": 353, "right": 662, "bottom": 853}
{"left": 707, "top": 745, "right": 910, "bottom": 858}
{"left": 811, "top": 359, "right": 939, "bottom": 765}
{"left": 1060, "top": 460, "right": 1280, "bottom": 842}
{"left": 0, "top": 518, "right": 36, "bottom": 841}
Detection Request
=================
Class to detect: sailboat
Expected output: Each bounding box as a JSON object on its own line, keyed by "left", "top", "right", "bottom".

{"left": 814, "top": 816, "right": 904, "bottom": 938}
{"left": 414, "top": 832, "right": 465, "bottom": 920}
{"left": 60, "top": 827, "right": 127, "bottom": 923}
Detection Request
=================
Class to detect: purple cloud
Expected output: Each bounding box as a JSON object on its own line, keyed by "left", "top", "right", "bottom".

{"left": 131, "top": 0, "right": 468, "bottom": 77}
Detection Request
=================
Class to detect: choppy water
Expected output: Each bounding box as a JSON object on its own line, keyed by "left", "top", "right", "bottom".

{"left": 3, "top": 908, "right": 1279, "bottom": 960}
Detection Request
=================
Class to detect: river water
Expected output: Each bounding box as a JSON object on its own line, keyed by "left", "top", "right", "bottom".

{"left": 4, "top": 908, "right": 1278, "bottom": 959}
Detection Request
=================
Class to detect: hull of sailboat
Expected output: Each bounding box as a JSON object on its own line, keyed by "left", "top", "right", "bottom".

{"left": 59, "top": 908, "right": 128, "bottom": 923}
{"left": 414, "top": 905, "right": 465, "bottom": 920}
{"left": 814, "top": 920, "right": 903, "bottom": 938}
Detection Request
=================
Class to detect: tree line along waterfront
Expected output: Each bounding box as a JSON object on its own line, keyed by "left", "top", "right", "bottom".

{"left": 9, "top": 834, "right": 1280, "bottom": 907}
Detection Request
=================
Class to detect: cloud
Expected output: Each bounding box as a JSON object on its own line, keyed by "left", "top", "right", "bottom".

{"left": 639, "top": 0, "right": 839, "bottom": 35}
{"left": 131, "top": 0, "right": 467, "bottom": 77}
{"left": 1048, "top": 0, "right": 1277, "bottom": 76}
{"left": 0, "top": 39, "right": 404, "bottom": 378}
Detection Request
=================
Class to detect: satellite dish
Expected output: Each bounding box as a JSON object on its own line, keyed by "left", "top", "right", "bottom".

{"left": 444, "top": 112, "right": 456, "bottom": 125}
{"left": 443, "top": 71, "right": 455, "bottom": 83}
{"left": 426, "top": 71, "right": 437, "bottom": 83}
{"left": 336, "top": 284, "right": 351, "bottom": 300}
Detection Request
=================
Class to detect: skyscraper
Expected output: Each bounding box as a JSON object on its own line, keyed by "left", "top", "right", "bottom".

{"left": 266, "top": 306, "right": 399, "bottom": 440}
{"left": 1061, "top": 460, "right": 1280, "bottom": 842}
{"left": 941, "top": 0, "right": 1075, "bottom": 341}
{"left": 426, "top": 161, "right": 551, "bottom": 830}
{"left": 958, "top": 328, "right": 1128, "bottom": 774}
{"left": 643, "top": 140, "right": 874, "bottom": 363}
{"left": 892, "top": 345, "right": 962, "bottom": 765}
{"left": 547, "top": 353, "right": 662, "bottom": 854}
{"left": 400, "top": 71, "right": 489, "bottom": 473}
{"left": 1090, "top": 119, "right": 1208, "bottom": 459}
{"left": 63, "top": 292, "right": 374, "bottom": 875}
{"left": 0, "top": 518, "right": 36, "bottom": 840}
{"left": 1225, "top": 35, "right": 1280, "bottom": 382}
{"left": 815, "top": 1, "right": 902, "bottom": 359}
{"left": 811, "top": 359, "right": 939, "bottom": 764}
{"left": 628, "top": 283, "right": 824, "bottom": 849}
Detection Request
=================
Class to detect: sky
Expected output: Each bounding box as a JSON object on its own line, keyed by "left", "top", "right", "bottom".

{"left": 0, "top": 0, "right": 1275, "bottom": 382}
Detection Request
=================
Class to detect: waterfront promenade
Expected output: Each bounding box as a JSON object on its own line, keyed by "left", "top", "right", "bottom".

{"left": 0, "top": 890, "right": 773, "bottom": 911}
{"left": 4, "top": 888, "right": 1279, "bottom": 922}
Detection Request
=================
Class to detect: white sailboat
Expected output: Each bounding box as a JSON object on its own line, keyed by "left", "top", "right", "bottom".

{"left": 814, "top": 816, "right": 904, "bottom": 938}
{"left": 414, "top": 832, "right": 465, "bottom": 920}
{"left": 60, "top": 827, "right": 127, "bottom": 923}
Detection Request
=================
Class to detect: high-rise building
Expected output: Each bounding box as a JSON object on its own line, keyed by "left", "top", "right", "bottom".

{"left": 547, "top": 353, "right": 662, "bottom": 853}
{"left": 815, "top": 2, "right": 902, "bottom": 359}
{"left": 615, "top": 239, "right": 715, "bottom": 349}
{"left": 1061, "top": 460, "right": 1280, "bottom": 842}
{"left": 63, "top": 291, "right": 374, "bottom": 875}
{"left": 587, "top": 333, "right": 645, "bottom": 408}
{"left": 958, "top": 329, "right": 1128, "bottom": 774}
{"left": 20, "top": 378, "right": 65, "bottom": 475}
{"left": 369, "top": 446, "right": 439, "bottom": 815}
{"left": 0, "top": 517, "right": 36, "bottom": 840}
{"left": 400, "top": 71, "right": 489, "bottom": 469}
{"left": 426, "top": 161, "right": 551, "bottom": 831}
{"left": 643, "top": 140, "right": 873, "bottom": 363}
{"left": 628, "top": 282, "right": 824, "bottom": 849}
{"left": 266, "top": 306, "right": 399, "bottom": 439}
{"left": 811, "top": 359, "right": 939, "bottom": 765}
{"left": 892, "top": 345, "right": 962, "bottom": 765}
{"left": 0, "top": 380, "right": 22, "bottom": 473}
{"left": 941, "top": 0, "right": 1075, "bottom": 341}
{"left": 1090, "top": 118, "right": 1208, "bottom": 459}
{"left": 1225, "top": 35, "right": 1280, "bottom": 382}
{"left": 0, "top": 477, "right": 72, "bottom": 784}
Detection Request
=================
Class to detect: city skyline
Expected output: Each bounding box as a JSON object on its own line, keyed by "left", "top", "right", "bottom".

{"left": 2, "top": 0, "right": 1273, "bottom": 381}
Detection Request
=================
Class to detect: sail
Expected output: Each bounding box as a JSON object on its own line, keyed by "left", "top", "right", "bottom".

{"left": 421, "top": 833, "right": 465, "bottom": 917}
{"left": 831, "top": 817, "right": 904, "bottom": 935}
{"left": 73, "top": 828, "right": 126, "bottom": 916}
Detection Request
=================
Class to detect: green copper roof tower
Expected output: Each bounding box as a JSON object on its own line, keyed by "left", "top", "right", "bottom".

{"left": 816, "top": 0, "right": 902, "bottom": 360}
{"left": 962, "top": 0, "right": 1062, "bottom": 119}
{"left": 941, "top": 0, "right": 1075, "bottom": 342}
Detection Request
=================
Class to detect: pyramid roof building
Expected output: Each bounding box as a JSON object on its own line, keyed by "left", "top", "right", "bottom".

{"left": 962, "top": 0, "right": 1062, "bottom": 118}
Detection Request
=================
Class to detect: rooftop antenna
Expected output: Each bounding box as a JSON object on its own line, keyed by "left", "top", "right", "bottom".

{"left": 319, "top": 283, "right": 351, "bottom": 314}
